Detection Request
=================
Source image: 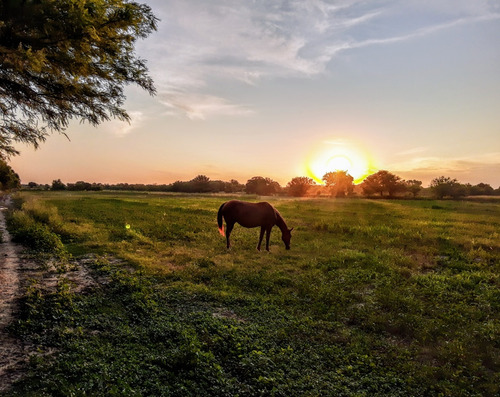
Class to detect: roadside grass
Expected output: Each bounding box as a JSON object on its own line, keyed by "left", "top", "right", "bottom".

{"left": 5, "top": 191, "right": 500, "bottom": 396}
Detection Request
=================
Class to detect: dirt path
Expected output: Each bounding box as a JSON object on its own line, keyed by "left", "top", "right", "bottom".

{"left": 0, "top": 196, "right": 27, "bottom": 390}
{"left": 0, "top": 196, "right": 118, "bottom": 392}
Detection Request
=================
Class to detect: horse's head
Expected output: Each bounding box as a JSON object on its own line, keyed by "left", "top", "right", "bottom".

{"left": 282, "top": 227, "right": 293, "bottom": 250}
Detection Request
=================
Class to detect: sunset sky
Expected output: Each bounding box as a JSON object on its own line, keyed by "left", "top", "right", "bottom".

{"left": 11, "top": 0, "right": 500, "bottom": 187}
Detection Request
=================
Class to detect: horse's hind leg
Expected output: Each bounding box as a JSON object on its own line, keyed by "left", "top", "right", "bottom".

{"left": 226, "top": 222, "right": 234, "bottom": 249}
{"left": 257, "top": 227, "right": 265, "bottom": 251}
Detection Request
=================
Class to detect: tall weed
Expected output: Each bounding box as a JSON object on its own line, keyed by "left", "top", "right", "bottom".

{"left": 7, "top": 208, "right": 68, "bottom": 261}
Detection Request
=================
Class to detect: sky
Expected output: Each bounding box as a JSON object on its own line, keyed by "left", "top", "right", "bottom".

{"left": 11, "top": 0, "right": 500, "bottom": 187}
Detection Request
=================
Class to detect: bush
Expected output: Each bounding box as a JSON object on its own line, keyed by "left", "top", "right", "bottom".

{"left": 7, "top": 210, "right": 67, "bottom": 259}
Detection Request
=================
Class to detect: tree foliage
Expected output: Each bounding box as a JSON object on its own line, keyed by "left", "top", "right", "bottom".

{"left": 245, "top": 176, "right": 281, "bottom": 196}
{"left": 467, "top": 183, "right": 494, "bottom": 196}
{"left": 51, "top": 179, "right": 66, "bottom": 191}
{"left": 361, "top": 170, "right": 406, "bottom": 198}
{"left": 430, "top": 176, "right": 467, "bottom": 199}
{"left": 404, "top": 179, "right": 423, "bottom": 198}
{"left": 224, "top": 179, "right": 245, "bottom": 193}
{"left": 169, "top": 177, "right": 244, "bottom": 193}
{"left": 189, "top": 175, "right": 211, "bottom": 193}
{"left": 0, "top": 159, "right": 20, "bottom": 190}
{"left": 0, "top": 0, "right": 158, "bottom": 158}
{"left": 286, "top": 176, "right": 315, "bottom": 197}
{"left": 322, "top": 171, "right": 354, "bottom": 197}
{"left": 67, "top": 181, "right": 102, "bottom": 191}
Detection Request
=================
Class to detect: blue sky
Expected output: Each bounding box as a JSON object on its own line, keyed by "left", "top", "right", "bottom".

{"left": 12, "top": 0, "right": 500, "bottom": 187}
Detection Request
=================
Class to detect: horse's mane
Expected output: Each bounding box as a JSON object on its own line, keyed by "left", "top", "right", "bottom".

{"left": 274, "top": 209, "right": 288, "bottom": 231}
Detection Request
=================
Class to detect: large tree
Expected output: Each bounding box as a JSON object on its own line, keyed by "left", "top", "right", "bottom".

{"left": 361, "top": 170, "right": 406, "bottom": 198}
{"left": 245, "top": 176, "right": 281, "bottom": 196}
{"left": 0, "top": 0, "right": 158, "bottom": 158}
{"left": 322, "top": 171, "right": 354, "bottom": 197}
{"left": 286, "top": 176, "right": 315, "bottom": 197}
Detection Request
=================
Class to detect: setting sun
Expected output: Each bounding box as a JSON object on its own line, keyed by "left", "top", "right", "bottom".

{"left": 305, "top": 139, "right": 375, "bottom": 184}
{"left": 327, "top": 155, "right": 352, "bottom": 173}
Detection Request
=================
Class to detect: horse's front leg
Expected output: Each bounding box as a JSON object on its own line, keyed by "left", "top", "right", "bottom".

{"left": 265, "top": 227, "right": 272, "bottom": 251}
{"left": 257, "top": 226, "right": 265, "bottom": 251}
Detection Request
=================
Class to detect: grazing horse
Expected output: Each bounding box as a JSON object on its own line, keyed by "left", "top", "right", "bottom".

{"left": 217, "top": 200, "right": 293, "bottom": 251}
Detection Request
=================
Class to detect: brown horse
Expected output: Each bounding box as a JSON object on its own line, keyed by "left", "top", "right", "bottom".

{"left": 217, "top": 200, "right": 293, "bottom": 251}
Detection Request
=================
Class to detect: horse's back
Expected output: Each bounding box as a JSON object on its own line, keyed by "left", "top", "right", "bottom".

{"left": 221, "top": 200, "right": 276, "bottom": 228}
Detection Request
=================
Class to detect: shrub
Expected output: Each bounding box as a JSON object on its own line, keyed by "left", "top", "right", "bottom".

{"left": 7, "top": 210, "right": 67, "bottom": 259}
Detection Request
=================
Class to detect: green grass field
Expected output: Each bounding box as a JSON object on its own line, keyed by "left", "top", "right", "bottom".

{"left": 5, "top": 191, "right": 500, "bottom": 396}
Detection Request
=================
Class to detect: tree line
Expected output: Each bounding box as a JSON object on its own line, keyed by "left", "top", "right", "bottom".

{"left": 21, "top": 169, "right": 500, "bottom": 199}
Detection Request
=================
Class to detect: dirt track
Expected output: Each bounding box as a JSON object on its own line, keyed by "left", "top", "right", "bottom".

{"left": 0, "top": 196, "right": 27, "bottom": 390}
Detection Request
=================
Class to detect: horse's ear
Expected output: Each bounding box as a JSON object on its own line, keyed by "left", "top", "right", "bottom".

{"left": 289, "top": 227, "right": 294, "bottom": 232}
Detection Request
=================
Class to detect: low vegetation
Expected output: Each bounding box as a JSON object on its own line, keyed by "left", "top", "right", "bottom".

{"left": 4, "top": 191, "right": 500, "bottom": 396}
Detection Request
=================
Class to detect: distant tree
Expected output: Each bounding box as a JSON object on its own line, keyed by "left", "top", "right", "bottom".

{"left": 91, "top": 183, "right": 103, "bottom": 191}
{"left": 322, "top": 171, "right": 354, "bottom": 197}
{"left": 0, "top": 0, "right": 158, "bottom": 158}
{"left": 0, "top": 159, "right": 20, "bottom": 190}
{"left": 170, "top": 181, "right": 185, "bottom": 192}
{"left": 190, "top": 175, "right": 211, "bottom": 193}
{"left": 404, "top": 179, "right": 423, "bottom": 198}
{"left": 208, "top": 180, "right": 226, "bottom": 193}
{"left": 430, "top": 176, "right": 467, "bottom": 199}
{"left": 66, "top": 181, "right": 102, "bottom": 191}
{"left": 361, "top": 170, "right": 406, "bottom": 198}
{"left": 430, "top": 176, "right": 453, "bottom": 198}
{"left": 286, "top": 177, "right": 315, "bottom": 197}
{"left": 224, "top": 179, "right": 245, "bottom": 193}
{"left": 361, "top": 172, "right": 384, "bottom": 197}
{"left": 68, "top": 181, "right": 91, "bottom": 191}
{"left": 51, "top": 179, "right": 66, "bottom": 191}
{"left": 27, "top": 182, "right": 39, "bottom": 189}
{"left": 245, "top": 177, "right": 281, "bottom": 196}
{"left": 468, "top": 183, "right": 494, "bottom": 196}
{"left": 191, "top": 175, "right": 210, "bottom": 184}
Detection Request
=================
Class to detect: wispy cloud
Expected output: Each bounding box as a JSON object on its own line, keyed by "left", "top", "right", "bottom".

{"left": 158, "top": 92, "right": 253, "bottom": 120}
{"left": 389, "top": 152, "right": 500, "bottom": 184}
{"left": 349, "top": 12, "right": 500, "bottom": 50}
{"left": 391, "top": 151, "right": 500, "bottom": 170}
{"left": 141, "top": 0, "right": 500, "bottom": 119}
{"left": 108, "top": 111, "right": 145, "bottom": 137}
{"left": 142, "top": 0, "right": 382, "bottom": 118}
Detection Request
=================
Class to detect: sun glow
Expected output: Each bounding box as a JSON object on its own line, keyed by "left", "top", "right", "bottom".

{"left": 327, "top": 155, "right": 352, "bottom": 173}
{"left": 305, "top": 139, "right": 375, "bottom": 184}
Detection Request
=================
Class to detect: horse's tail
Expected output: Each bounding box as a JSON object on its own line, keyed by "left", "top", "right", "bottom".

{"left": 217, "top": 202, "right": 226, "bottom": 236}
